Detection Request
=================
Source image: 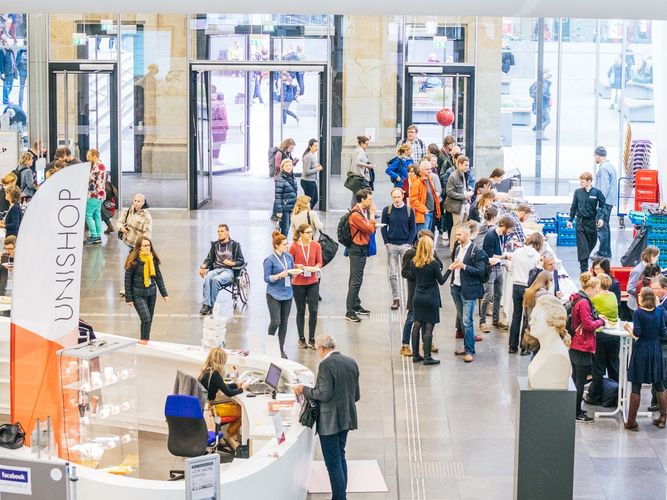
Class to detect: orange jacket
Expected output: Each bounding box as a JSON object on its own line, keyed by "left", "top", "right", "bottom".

{"left": 409, "top": 175, "right": 441, "bottom": 223}
{"left": 349, "top": 207, "right": 376, "bottom": 245}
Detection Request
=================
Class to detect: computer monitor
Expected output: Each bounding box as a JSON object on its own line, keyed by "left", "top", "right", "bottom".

{"left": 265, "top": 363, "right": 282, "bottom": 391}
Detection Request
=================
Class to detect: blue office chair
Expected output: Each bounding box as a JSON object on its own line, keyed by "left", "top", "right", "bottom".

{"left": 164, "top": 394, "right": 224, "bottom": 480}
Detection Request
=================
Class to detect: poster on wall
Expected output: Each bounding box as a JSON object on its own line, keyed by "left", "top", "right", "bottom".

{"left": 0, "top": 131, "right": 20, "bottom": 177}
{"left": 10, "top": 163, "right": 89, "bottom": 453}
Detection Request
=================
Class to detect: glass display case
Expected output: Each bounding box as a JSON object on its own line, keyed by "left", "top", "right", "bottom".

{"left": 57, "top": 338, "right": 138, "bottom": 475}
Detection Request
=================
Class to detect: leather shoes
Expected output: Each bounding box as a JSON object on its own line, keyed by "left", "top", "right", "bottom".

{"left": 508, "top": 346, "right": 518, "bottom": 354}
{"left": 455, "top": 349, "right": 466, "bottom": 356}
{"left": 391, "top": 299, "right": 400, "bottom": 310}
{"left": 463, "top": 354, "right": 474, "bottom": 363}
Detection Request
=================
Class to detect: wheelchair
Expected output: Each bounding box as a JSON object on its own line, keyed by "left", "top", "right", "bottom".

{"left": 220, "top": 264, "right": 250, "bottom": 310}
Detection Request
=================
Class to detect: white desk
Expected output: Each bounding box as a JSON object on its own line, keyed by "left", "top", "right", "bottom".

{"left": 0, "top": 323, "right": 317, "bottom": 500}
{"left": 596, "top": 326, "right": 651, "bottom": 422}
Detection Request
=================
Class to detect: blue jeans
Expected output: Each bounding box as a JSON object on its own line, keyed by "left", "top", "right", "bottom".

{"left": 203, "top": 268, "right": 234, "bottom": 307}
{"left": 279, "top": 210, "right": 291, "bottom": 237}
{"left": 319, "top": 431, "right": 349, "bottom": 500}
{"left": 402, "top": 309, "right": 414, "bottom": 345}
{"left": 597, "top": 203, "right": 612, "bottom": 258}
{"left": 451, "top": 285, "right": 476, "bottom": 354}
{"left": 2, "top": 78, "right": 12, "bottom": 105}
{"left": 416, "top": 212, "right": 432, "bottom": 234}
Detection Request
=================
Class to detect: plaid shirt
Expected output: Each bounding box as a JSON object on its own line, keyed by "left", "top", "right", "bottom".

{"left": 397, "top": 138, "right": 426, "bottom": 165}
{"left": 501, "top": 210, "right": 526, "bottom": 245}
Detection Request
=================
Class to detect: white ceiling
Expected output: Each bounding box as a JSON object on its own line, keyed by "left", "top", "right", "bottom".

{"left": 6, "top": 1, "right": 667, "bottom": 21}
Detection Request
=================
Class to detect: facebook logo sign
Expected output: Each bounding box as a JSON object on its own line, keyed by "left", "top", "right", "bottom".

{"left": 0, "top": 465, "right": 31, "bottom": 494}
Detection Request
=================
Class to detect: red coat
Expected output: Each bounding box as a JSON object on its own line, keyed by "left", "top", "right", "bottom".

{"left": 570, "top": 293, "right": 604, "bottom": 353}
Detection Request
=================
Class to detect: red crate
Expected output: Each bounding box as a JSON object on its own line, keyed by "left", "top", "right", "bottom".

{"left": 635, "top": 169, "right": 659, "bottom": 186}
{"left": 611, "top": 267, "right": 633, "bottom": 292}
{"left": 636, "top": 187, "right": 659, "bottom": 199}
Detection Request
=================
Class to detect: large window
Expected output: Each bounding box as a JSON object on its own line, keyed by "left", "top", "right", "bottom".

{"left": 0, "top": 14, "right": 29, "bottom": 148}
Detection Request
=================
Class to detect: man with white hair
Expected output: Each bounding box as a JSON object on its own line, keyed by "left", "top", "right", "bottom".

{"left": 294, "top": 335, "right": 360, "bottom": 500}
{"left": 409, "top": 159, "right": 441, "bottom": 233}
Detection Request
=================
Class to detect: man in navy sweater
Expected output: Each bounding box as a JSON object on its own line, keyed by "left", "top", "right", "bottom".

{"left": 381, "top": 187, "right": 416, "bottom": 310}
{"left": 480, "top": 215, "right": 515, "bottom": 332}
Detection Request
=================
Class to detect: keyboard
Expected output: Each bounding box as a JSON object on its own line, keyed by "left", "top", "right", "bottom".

{"left": 247, "top": 382, "right": 271, "bottom": 394}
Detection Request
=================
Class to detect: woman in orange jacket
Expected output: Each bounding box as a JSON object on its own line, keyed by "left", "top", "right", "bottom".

{"left": 409, "top": 159, "right": 441, "bottom": 232}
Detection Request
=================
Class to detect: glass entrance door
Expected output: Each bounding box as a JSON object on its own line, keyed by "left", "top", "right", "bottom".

{"left": 48, "top": 63, "right": 119, "bottom": 188}
{"left": 189, "top": 64, "right": 327, "bottom": 210}
{"left": 405, "top": 66, "right": 475, "bottom": 163}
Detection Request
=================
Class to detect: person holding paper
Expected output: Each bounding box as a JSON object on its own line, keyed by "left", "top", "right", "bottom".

{"left": 289, "top": 223, "right": 323, "bottom": 350}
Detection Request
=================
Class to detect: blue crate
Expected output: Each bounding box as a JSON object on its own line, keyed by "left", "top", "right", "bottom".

{"left": 557, "top": 238, "right": 577, "bottom": 247}
{"left": 628, "top": 210, "right": 646, "bottom": 225}
{"left": 557, "top": 227, "right": 576, "bottom": 237}
{"left": 538, "top": 217, "right": 557, "bottom": 235}
{"left": 647, "top": 214, "right": 667, "bottom": 227}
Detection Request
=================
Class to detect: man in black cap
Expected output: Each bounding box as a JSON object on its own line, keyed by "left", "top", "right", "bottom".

{"left": 594, "top": 146, "right": 617, "bottom": 259}
{"left": 567, "top": 172, "right": 606, "bottom": 273}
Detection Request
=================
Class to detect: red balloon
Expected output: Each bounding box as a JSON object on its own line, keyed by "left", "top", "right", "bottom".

{"left": 436, "top": 108, "right": 455, "bottom": 127}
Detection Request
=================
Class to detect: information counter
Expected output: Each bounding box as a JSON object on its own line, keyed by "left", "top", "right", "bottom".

{"left": 0, "top": 320, "right": 316, "bottom": 500}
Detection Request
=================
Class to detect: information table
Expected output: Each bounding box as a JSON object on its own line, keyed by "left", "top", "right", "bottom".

{"left": 596, "top": 326, "right": 651, "bottom": 422}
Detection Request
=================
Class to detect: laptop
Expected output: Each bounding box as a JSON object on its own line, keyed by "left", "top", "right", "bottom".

{"left": 248, "top": 363, "right": 282, "bottom": 395}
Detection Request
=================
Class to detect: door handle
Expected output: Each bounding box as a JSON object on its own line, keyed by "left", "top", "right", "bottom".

{"left": 239, "top": 121, "right": 245, "bottom": 136}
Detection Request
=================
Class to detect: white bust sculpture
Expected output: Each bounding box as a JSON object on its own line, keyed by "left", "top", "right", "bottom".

{"left": 527, "top": 295, "right": 572, "bottom": 390}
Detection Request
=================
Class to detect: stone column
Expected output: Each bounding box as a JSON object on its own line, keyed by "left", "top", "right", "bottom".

{"left": 653, "top": 21, "right": 667, "bottom": 197}
{"left": 27, "top": 14, "right": 49, "bottom": 148}
{"left": 474, "top": 17, "right": 504, "bottom": 177}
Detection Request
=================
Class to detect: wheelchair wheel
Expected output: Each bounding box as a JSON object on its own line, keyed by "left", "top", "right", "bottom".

{"left": 237, "top": 268, "right": 250, "bottom": 305}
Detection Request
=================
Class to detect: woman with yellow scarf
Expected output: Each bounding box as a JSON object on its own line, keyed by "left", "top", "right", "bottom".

{"left": 124, "top": 237, "right": 168, "bottom": 340}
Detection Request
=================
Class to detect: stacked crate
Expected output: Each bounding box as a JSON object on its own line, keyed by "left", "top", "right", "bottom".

{"left": 634, "top": 169, "right": 659, "bottom": 211}
{"left": 646, "top": 213, "right": 667, "bottom": 269}
{"left": 538, "top": 217, "right": 557, "bottom": 235}
{"left": 556, "top": 212, "right": 576, "bottom": 247}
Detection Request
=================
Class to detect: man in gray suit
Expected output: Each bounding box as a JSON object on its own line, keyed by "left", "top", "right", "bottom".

{"left": 294, "top": 335, "right": 360, "bottom": 500}
{"left": 444, "top": 155, "right": 472, "bottom": 251}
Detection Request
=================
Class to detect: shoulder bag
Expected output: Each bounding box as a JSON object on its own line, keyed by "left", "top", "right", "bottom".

{"left": 0, "top": 422, "right": 25, "bottom": 449}
{"left": 299, "top": 398, "right": 319, "bottom": 429}
{"left": 308, "top": 212, "right": 338, "bottom": 267}
{"left": 117, "top": 208, "right": 130, "bottom": 240}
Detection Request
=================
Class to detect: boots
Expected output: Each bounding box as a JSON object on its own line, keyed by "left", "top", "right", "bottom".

{"left": 104, "top": 220, "right": 115, "bottom": 234}
{"left": 652, "top": 390, "right": 667, "bottom": 428}
{"left": 625, "top": 393, "right": 641, "bottom": 431}
{"left": 422, "top": 330, "right": 440, "bottom": 366}
{"left": 411, "top": 324, "right": 423, "bottom": 363}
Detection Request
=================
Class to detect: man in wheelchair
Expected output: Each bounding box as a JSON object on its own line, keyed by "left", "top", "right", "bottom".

{"left": 199, "top": 224, "right": 245, "bottom": 315}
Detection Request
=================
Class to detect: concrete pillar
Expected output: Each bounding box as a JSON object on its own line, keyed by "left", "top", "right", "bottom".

{"left": 27, "top": 14, "right": 49, "bottom": 148}
{"left": 653, "top": 21, "right": 667, "bottom": 200}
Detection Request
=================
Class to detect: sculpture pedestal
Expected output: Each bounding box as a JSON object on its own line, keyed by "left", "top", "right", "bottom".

{"left": 514, "top": 377, "right": 576, "bottom": 500}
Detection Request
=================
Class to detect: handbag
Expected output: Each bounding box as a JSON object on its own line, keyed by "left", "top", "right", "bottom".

{"left": 0, "top": 422, "right": 25, "bottom": 449}
{"left": 344, "top": 172, "right": 364, "bottom": 193}
{"left": 368, "top": 231, "right": 377, "bottom": 257}
{"left": 298, "top": 398, "right": 319, "bottom": 429}
{"left": 117, "top": 208, "right": 130, "bottom": 240}
{"left": 307, "top": 212, "right": 338, "bottom": 266}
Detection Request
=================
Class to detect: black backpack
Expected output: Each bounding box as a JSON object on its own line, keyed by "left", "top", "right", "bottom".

{"left": 472, "top": 244, "right": 491, "bottom": 284}
{"left": 337, "top": 209, "right": 361, "bottom": 248}
{"left": 564, "top": 293, "right": 597, "bottom": 336}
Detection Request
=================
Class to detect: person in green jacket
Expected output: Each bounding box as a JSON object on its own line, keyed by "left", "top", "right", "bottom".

{"left": 586, "top": 273, "right": 620, "bottom": 406}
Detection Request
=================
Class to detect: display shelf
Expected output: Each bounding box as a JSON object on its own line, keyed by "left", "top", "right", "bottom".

{"left": 61, "top": 369, "right": 135, "bottom": 392}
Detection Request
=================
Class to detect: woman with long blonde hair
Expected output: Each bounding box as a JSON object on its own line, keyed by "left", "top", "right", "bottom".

{"left": 291, "top": 194, "right": 323, "bottom": 240}
{"left": 198, "top": 347, "right": 249, "bottom": 453}
{"left": 409, "top": 235, "right": 446, "bottom": 366}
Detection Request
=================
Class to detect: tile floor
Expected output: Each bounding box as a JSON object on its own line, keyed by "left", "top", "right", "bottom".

{"left": 77, "top": 203, "right": 662, "bottom": 499}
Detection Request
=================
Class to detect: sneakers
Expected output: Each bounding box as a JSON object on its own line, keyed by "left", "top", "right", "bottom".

{"left": 345, "top": 312, "right": 361, "bottom": 323}
{"left": 391, "top": 299, "right": 400, "bottom": 310}
{"left": 480, "top": 323, "right": 491, "bottom": 333}
{"left": 354, "top": 306, "right": 371, "bottom": 316}
{"left": 307, "top": 341, "right": 317, "bottom": 350}
{"left": 400, "top": 345, "right": 412, "bottom": 357}
{"left": 297, "top": 339, "right": 308, "bottom": 349}
{"left": 576, "top": 413, "right": 594, "bottom": 423}
{"left": 199, "top": 304, "right": 212, "bottom": 316}
{"left": 493, "top": 321, "right": 509, "bottom": 330}
{"left": 83, "top": 237, "right": 101, "bottom": 245}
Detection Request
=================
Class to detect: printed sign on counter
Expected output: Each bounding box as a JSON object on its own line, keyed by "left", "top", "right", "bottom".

{"left": 185, "top": 454, "right": 220, "bottom": 500}
{"left": 0, "top": 464, "right": 32, "bottom": 495}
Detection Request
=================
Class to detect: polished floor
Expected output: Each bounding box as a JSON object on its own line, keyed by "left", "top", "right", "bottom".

{"left": 78, "top": 205, "right": 665, "bottom": 500}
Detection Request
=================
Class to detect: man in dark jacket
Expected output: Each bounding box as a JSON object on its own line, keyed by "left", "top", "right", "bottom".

{"left": 198, "top": 224, "right": 245, "bottom": 316}
{"left": 449, "top": 224, "right": 487, "bottom": 363}
{"left": 567, "top": 171, "right": 606, "bottom": 272}
{"left": 480, "top": 215, "right": 515, "bottom": 332}
{"left": 295, "top": 335, "right": 360, "bottom": 500}
{"left": 382, "top": 187, "right": 416, "bottom": 311}
{"left": 274, "top": 159, "right": 298, "bottom": 236}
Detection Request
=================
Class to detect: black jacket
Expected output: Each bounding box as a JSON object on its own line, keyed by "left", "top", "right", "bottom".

{"left": 124, "top": 259, "right": 168, "bottom": 302}
{"left": 201, "top": 239, "right": 244, "bottom": 270}
{"left": 449, "top": 242, "right": 488, "bottom": 300}
{"left": 4, "top": 204, "right": 21, "bottom": 237}
{"left": 569, "top": 187, "right": 606, "bottom": 223}
{"left": 274, "top": 172, "right": 298, "bottom": 214}
{"left": 401, "top": 246, "right": 443, "bottom": 311}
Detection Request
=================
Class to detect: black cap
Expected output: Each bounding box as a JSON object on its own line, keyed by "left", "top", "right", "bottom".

{"left": 594, "top": 146, "right": 607, "bottom": 157}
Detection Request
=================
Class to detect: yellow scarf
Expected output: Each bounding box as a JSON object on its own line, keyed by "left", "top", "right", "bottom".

{"left": 138, "top": 252, "right": 156, "bottom": 287}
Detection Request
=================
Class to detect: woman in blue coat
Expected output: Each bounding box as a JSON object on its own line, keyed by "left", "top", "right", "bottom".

{"left": 274, "top": 159, "right": 298, "bottom": 237}
{"left": 385, "top": 144, "right": 413, "bottom": 188}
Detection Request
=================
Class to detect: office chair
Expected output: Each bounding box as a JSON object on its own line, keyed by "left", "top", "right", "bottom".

{"left": 164, "top": 394, "right": 224, "bottom": 480}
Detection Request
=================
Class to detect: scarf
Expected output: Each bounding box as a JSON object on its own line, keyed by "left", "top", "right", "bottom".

{"left": 138, "top": 252, "right": 156, "bottom": 288}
